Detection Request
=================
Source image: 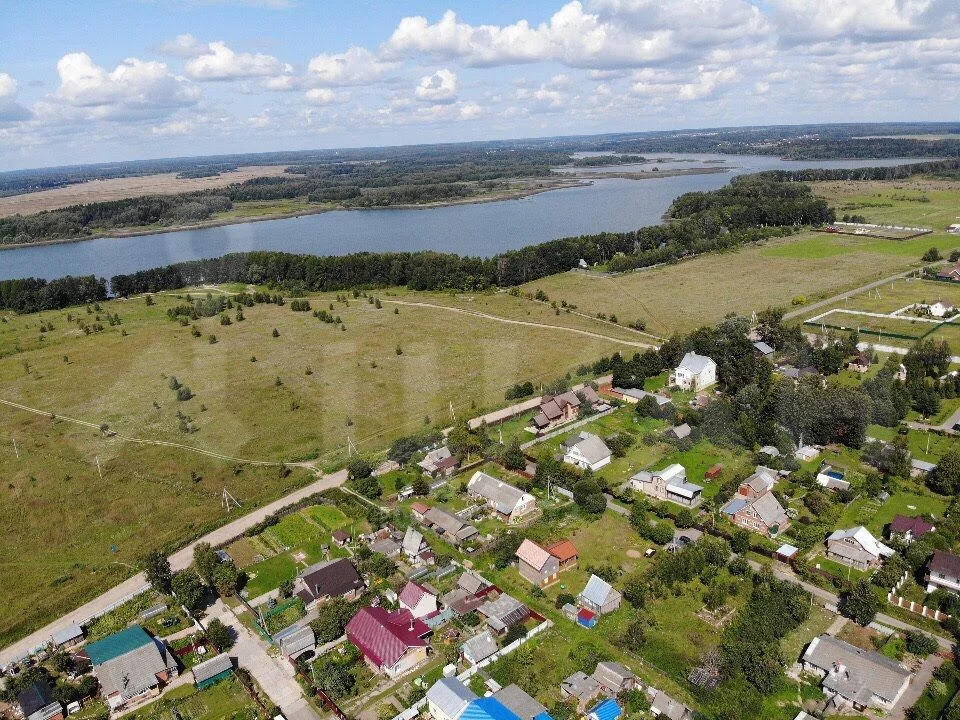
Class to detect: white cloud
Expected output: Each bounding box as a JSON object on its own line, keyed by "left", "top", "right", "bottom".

{"left": 307, "top": 46, "right": 398, "bottom": 86}
{"left": 157, "top": 34, "right": 210, "bottom": 58}
{"left": 185, "top": 41, "right": 292, "bottom": 80}
{"left": 0, "top": 72, "right": 32, "bottom": 122}
{"left": 415, "top": 68, "right": 459, "bottom": 102}
{"left": 0, "top": 73, "right": 19, "bottom": 101}
{"left": 769, "top": 0, "right": 950, "bottom": 42}
{"left": 305, "top": 87, "right": 338, "bottom": 105}
{"left": 55, "top": 52, "right": 199, "bottom": 120}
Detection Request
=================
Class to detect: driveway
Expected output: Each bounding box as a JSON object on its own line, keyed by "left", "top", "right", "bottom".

{"left": 890, "top": 654, "right": 944, "bottom": 720}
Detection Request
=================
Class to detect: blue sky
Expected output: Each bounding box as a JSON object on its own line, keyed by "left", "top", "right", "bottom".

{"left": 0, "top": 0, "right": 958, "bottom": 170}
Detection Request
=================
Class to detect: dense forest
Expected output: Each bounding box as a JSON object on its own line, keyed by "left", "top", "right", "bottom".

{"left": 0, "top": 275, "right": 107, "bottom": 313}
{"left": 752, "top": 157, "right": 960, "bottom": 182}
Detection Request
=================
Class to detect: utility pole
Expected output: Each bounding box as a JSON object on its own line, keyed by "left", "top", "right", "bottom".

{"left": 95, "top": 456, "right": 103, "bottom": 481}
{"left": 347, "top": 436, "right": 357, "bottom": 456}
{"left": 12, "top": 437, "right": 19, "bottom": 459}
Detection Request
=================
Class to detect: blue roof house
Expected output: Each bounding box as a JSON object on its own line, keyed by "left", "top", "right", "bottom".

{"left": 461, "top": 698, "right": 522, "bottom": 720}
{"left": 587, "top": 699, "right": 623, "bottom": 720}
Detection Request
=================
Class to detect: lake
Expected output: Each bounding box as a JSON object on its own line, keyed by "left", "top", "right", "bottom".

{"left": 0, "top": 154, "right": 928, "bottom": 281}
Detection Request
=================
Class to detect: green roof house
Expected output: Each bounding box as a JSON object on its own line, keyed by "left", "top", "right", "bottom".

{"left": 85, "top": 625, "right": 178, "bottom": 712}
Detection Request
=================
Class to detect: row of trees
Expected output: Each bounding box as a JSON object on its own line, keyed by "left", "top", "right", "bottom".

{"left": 0, "top": 274, "right": 107, "bottom": 312}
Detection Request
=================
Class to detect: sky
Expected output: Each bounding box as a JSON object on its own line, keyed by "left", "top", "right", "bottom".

{"left": 0, "top": 0, "right": 958, "bottom": 171}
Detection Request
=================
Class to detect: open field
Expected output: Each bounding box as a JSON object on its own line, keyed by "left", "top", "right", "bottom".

{"left": 812, "top": 177, "right": 960, "bottom": 230}
{"left": 0, "top": 287, "right": 633, "bottom": 645}
{"left": 0, "top": 166, "right": 289, "bottom": 217}
{"left": 840, "top": 277, "right": 960, "bottom": 314}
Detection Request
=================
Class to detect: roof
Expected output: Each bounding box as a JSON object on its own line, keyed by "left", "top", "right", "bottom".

{"left": 593, "top": 661, "right": 635, "bottom": 689}
{"left": 929, "top": 549, "right": 960, "bottom": 578}
{"left": 753, "top": 341, "right": 774, "bottom": 355}
{"left": 722, "top": 498, "right": 749, "bottom": 516}
{"left": 468, "top": 471, "right": 533, "bottom": 515}
{"left": 457, "top": 571, "right": 487, "bottom": 595}
{"left": 650, "top": 690, "right": 690, "bottom": 720}
{"left": 588, "top": 699, "right": 622, "bottom": 720}
{"left": 399, "top": 581, "right": 434, "bottom": 609}
{"left": 411, "top": 502, "right": 430, "bottom": 515}
{"left": 547, "top": 540, "right": 578, "bottom": 563}
{"left": 461, "top": 698, "right": 522, "bottom": 720}
{"left": 827, "top": 527, "right": 894, "bottom": 559}
{"left": 562, "top": 671, "right": 601, "bottom": 699}
{"left": 92, "top": 634, "right": 177, "bottom": 700}
{"left": 911, "top": 459, "right": 937, "bottom": 472}
{"left": 632, "top": 463, "right": 687, "bottom": 486}
{"left": 18, "top": 683, "right": 57, "bottom": 717}
{"left": 479, "top": 593, "right": 529, "bottom": 632}
{"left": 419, "top": 446, "right": 453, "bottom": 471}
{"left": 670, "top": 423, "right": 691, "bottom": 439}
{"left": 346, "top": 608, "right": 430, "bottom": 669}
{"left": 461, "top": 631, "right": 498, "bottom": 663}
{"left": 776, "top": 544, "right": 799, "bottom": 558}
{"left": 427, "top": 678, "right": 477, "bottom": 720}
{"left": 278, "top": 625, "right": 315, "bottom": 656}
{"left": 750, "top": 492, "right": 789, "bottom": 527}
{"left": 299, "top": 558, "right": 365, "bottom": 600}
{"left": 890, "top": 514, "right": 935, "bottom": 536}
{"left": 759, "top": 445, "right": 780, "bottom": 457}
{"left": 402, "top": 526, "right": 426, "bottom": 555}
{"left": 676, "top": 351, "right": 714, "bottom": 374}
{"left": 332, "top": 530, "right": 351, "bottom": 541}
{"left": 802, "top": 635, "right": 910, "bottom": 704}
{"left": 613, "top": 387, "right": 671, "bottom": 406}
{"left": 580, "top": 575, "right": 618, "bottom": 607}
{"left": 565, "top": 432, "right": 612, "bottom": 465}
{"left": 86, "top": 625, "right": 153, "bottom": 665}
{"left": 516, "top": 539, "right": 554, "bottom": 571}
{"left": 424, "top": 507, "right": 479, "bottom": 541}
{"left": 192, "top": 653, "right": 232, "bottom": 684}
{"left": 494, "top": 684, "right": 548, "bottom": 720}
{"left": 370, "top": 537, "right": 401, "bottom": 555}
{"left": 742, "top": 468, "right": 776, "bottom": 495}
{"left": 51, "top": 623, "right": 83, "bottom": 646}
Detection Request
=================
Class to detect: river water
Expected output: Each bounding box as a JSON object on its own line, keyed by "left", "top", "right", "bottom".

{"left": 0, "top": 154, "right": 927, "bottom": 280}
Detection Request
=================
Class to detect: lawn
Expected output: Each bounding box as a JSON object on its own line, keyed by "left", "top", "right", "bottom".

{"left": 868, "top": 424, "right": 960, "bottom": 462}
{"left": 126, "top": 675, "right": 262, "bottom": 720}
{"left": 780, "top": 604, "right": 836, "bottom": 662}
{"left": 306, "top": 505, "right": 350, "bottom": 530}
{"left": 0, "top": 288, "right": 632, "bottom": 647}
{"left": 242, "top": 552, "right": 298, "bottom": 600}
{"left": 813, "top": 177, "right": 960, "bottom": 231}
{"left": 264, "top": 513, "right": 320, "bottom": 550}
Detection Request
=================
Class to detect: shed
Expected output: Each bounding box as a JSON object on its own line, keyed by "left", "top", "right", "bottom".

{"left": 577, "top": 608, "right": 598, "bottom": 628}
{"left": 51, "top": 624, "right": 83, "bottom": 649}
{"left": 775, "top": 544, "right": 799, "bottom": 562}
{"left": 587, "top": 699, "right": 622, "bottom": 720}
{"left": 192, "top": 653, "right": 233, "bottom": 689}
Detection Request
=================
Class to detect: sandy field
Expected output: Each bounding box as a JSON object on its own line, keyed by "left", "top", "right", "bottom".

{"left": 0, "top": 165, "right": 289, "bottom": 217}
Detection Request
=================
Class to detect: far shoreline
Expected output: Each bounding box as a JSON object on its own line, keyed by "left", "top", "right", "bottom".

{"left": 0, "top": 166, "right": 731, "bottom": 253}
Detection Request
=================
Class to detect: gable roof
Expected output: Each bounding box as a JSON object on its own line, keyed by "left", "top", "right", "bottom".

{"left": 670, "top": 423, "right": 691, "bottom": 439}
{"left": 580, "top": 575, "right": 618, "bottom": 607}
{"left": 613, "top": 387, "right": 671, "bottom": 406}
{"left": 299, "top": 558, "right": 365, "bottom": 600}
{"left": 427, "top": 678, "right": 477, "bottom": 720}
{"left": 402, "top": 526, "right": 426, "bottom": 555}
{"left": 742, "top": 468, "right": 776, "bottom": 495}
{"left": 461, "top": 698, "right": 522, "bottom": 720}
{"left": 51, "top": 623, "right": 83, "bottom": 646}
{"left": 457, "top": 571, "right": 487, "bottom": 595}
{"left": 588, "top": 699, "right": 622, "bottom": 720}
{"left": 468, "top": 471, "right": 532, "bottom": 515}
{"left": 424, "top": 507, "right": 478, "bottom": 541}
{"left": 347, "top": 608, "right": 430, "bottom": 669}
{"left": 562, "top": 671, "right": 601, "bottom": 698}
{"left": 92, "top": 633, "right": 177, "bottom": 700}
{"left": 753, "top": 341, "right": 774, "bottom": 356}
{"left": 462, "top": 630, "right": 498, "bottom": 663}
{"left": 750, "top": 492, "right": 789, "bottom": 527}
{"left": 494, "top": 684, "right": 548, "bottom": 720}
{"left": 650, "top": 690, "right": 691, "bottom": 720}
{"left": 676, "top": 352, "right": 714, "bottom": 374}
{"left": 827, "top": 527, "right": 894, "bottom": 559}
{"left": 547, "top": 540, "right": 578, "bottom": 563}
{"left": 891, "top": 514, "right": 935, "bottom": 536}
{"left": 593, "top": 661, "right": 635, "bottom": 689}
{"left": 802, "top": 635, "right": 910, "bottom": 704}
{"left": 479, "top": 593, "right": 529, "bottom": 632}
{"left": 516, "top": 539, "right": 554, "bottom": 571}
{"left": 18, "top": 683, "right": 57, "bottom": 717}
{"left": 565, "top": 433, "right": 612, "bottom": 464}
{"left": 192, "top": 653, "right": 232, "bottom": 684}
{"left": 399, "top": 581, "right": 434, "bottom": 609}
{"left": 86, "top": 625, "right": 154, "bottom": 665}
{"left": 929, "top": 549, "right": 960, "bottom": 578}
{"left": 278, "top": 625, "right": 315, "bottom": 656}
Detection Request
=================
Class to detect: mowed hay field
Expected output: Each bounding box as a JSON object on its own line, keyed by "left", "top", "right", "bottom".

{"left": 0, "top": 288, "right": 632, "bottom": 644}
{"left": 811, "top": 176, "right": 960, "bottom": 230}
{"left": 0, "top": 165, "right": 288, "bottom": 217}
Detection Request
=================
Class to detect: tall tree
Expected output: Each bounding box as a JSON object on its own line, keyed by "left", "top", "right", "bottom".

{"left": 193, "top": 542, "right": 220, "bottom": 585}
{"left": 141, "top": 550, "right": 172, "bottom": 594}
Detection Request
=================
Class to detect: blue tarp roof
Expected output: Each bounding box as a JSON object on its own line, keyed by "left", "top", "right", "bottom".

{"left": 461, "top": 698, "right": 522, "bottom": 720}
{"left": 588, "top": 699, "right": 622, "bottom": 720}
{"left": 533, "top": 712, "right": 554, "bottom": 720}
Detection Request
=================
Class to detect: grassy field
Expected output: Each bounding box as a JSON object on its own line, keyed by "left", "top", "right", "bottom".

{"left": 812, "top": 177, "right": 960, "bottom": 231}
{"left": 0, "top": 287, "right": 634, "bottom": 646}
{"left": 126, "top": 675, "right": 262, "bottom": 720}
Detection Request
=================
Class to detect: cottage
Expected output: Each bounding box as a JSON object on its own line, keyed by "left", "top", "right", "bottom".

{"left": 669, "top": 352, "right": 717, "bottom": 391}
{"left": 826, "top": 527, "right": 894, "bottom": 570}
{"left": 546, "top": 540, "right": 579, "bottom": 571}
{"left": 478, "top": 593, "right": 530, "bottom": 634}
{"left": 587, "top": 699, "right": 622, "bottom": 720}
{"left": 467, "top": 471, "right": 537, "bottom": 522}
{"left": 423, "top": 507, "right": 479, "bottom": 545}
{"left": 611, "top": 387, "right": 671, "bottom": 408}
{"left": 419, "top": 446, "right": 461, "bottom": 478}
{"left": 802, "top": 634, "right": 911, "bottom": 711}
{"left": 531, "top": 391, "right": 584, "bottom": 432}
{"left": 294, "top": 558, "right": 365, "bottom": 608}
{"left": 17, "top": 682, "right": 63, "bottom": 720}
{"left": 85, "top": 625, "right": 179, "bottom": 712}
{"left": 516, "top": 539, "right": 560, "bottom": 587}
{"left": 399, "top": 581, "right": 439, "bottom": 619}
{"left": 889, "top": 514, "right": 935, "bottom": 543}
{"left": 461, "top": 630, "right": 498, "bottom": 665}
{"left": 50, "top": 623, "right": 83, "bottom": 650}
{"left": 347, "top": 607, "right": 431, "bottom": 677}
{"left": 561, "top": 671, "right": 603, "bottom": 711}
{"left": 402, "top": 526, "right": 430, "bottom": 561}
{"left": 631, "top": 464, "right": 703, "bottom": 507}
{"left": 277, "top": 625, "right": 315, "bottom": 660}
{"left": 592, "top": 661, "right": 637, "bottom": 695}
{"left": 930, "top": 301, "right": 956, "bottom": 318}
{"left": 794, "top": 445, "right": 820, "bottom": 462}
{"left": 816, "top": 464, "right": 850, "bottom": 491}
{"left": 493, "top": 684, "right": 549, "bottom": 720}
{"left": 579, "top": 574, "right": 622, "bottom": 615}
{"left": 562, "top": 432, "right": 613, "bottom": 472}
{"left": 848, "top": 352, "right": 872, "bottom": 373}
{"left": 427, "top": 678, "right": 477, "bottom": 720}
{"left": 938, "top": 264, "right": 960, "bottom": 281}
{"left": 925, "top": 550, "right": 960, "bottom": 593}
{"left": 331, "top": 530, "right": 352, "bottom": 547}
{"left": 192, "top": 653, "right": 233, "bottom": 689}
{"left": 649, "top": 690, "right": 692, "bottom": 720}
{"left": 722, "top": 481, "right": 789, "bottom": 538}
{"left": 738, "top": 468, "right": 777, "bottom": 499}
{"left": 457, "top": 571, "right": 488, "bottom": 595}
{"left": 411, "top": 502, "right": 431, "bottom": 521}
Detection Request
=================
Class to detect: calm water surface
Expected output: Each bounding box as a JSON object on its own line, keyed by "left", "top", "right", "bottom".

{"left": 0, "top": 154, "right": 928, "bottom": 280}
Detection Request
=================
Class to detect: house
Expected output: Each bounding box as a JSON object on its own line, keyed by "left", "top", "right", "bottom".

{"left": 347, "top": 607, "right": 431, "bottom": 678}
{"left": 848, "top": 352, "right": 872, "bottom": 373}
{"left": 427, "top": 678, "right": 477, "bottom": 720}
{"left": 826, "top": 527, "right": 894, "bottom": 570}
{"left": 939, "top": 264, "right": 960, "bottom": 281}
{"left": 457, "top": 570, "right": 488, "bottom": 595}
{"left": 649, "top": 690, "right": 692, "bottom": 720}
{"left": 722, "top": 490, "right": 789, "bottom": 537}
{"left": 669, "top": 352, "right": 717, "bottom": 391}
{"left": 631, "top": 464, "right": 703, "bottom": 507}
{"left": 667, "top": 423, "right": 691, "bottom": 440}
{"left": 277, "top": 625, "right": 315, "bottom": 660}
{"left": 419, "top": 447, "right": 460, "bottom": 478}
{"left": 411, "top": 502, "right": 431, "bottom": 521}
{"left": 516, "top": 539, "right": 560, "bottom": 587}
{"left": 402, "top": 526, "right": 430, "bottom": 561}
{"left": 889, "top": 514, "right": 935, "bottom": 543}
{"left": 370, "top": 536, "right": 401, "bottom": 557}
{"left": 949, "top": 224, "right": 960, "bottom": 235}
{"left": 816, "top": 464, "right": 850, "bottom": 491}
{"left": 478, "top": 593, "right": 530, "bottom": 634}
{"left": 753, "top": 341, "right": 775, "bottom": 359}
{"left": 331, "top": 530, "right": 351, "bottom": 547}
{"left": 592, "top": 661, "right": 637, "bottom": 695}
{"left": 399, "top": 581, "right": 439, "bottom": 619}
{"left": 531, "top": 390, "right": 585, "bottom": 432}
{"left": 192, "top": 653, "right": 233, "bottom": 689}
{"left": 579, "top": 575, "right": 622, "bottom": 615}
{"left": 759, "top": 445, "right": 780, "bottom": 458}
{"left": 562, "top": 432, "right": 613, "bottom": 472}
{"left": 587, "top": 699, "right": 622, "bottom": 720}
{"left": 460, "top": 697, "right": 524, "bottom": 720}
{"left": 611, "top": 387, "right": 671, "bottom": 408}
{"left": 561, "top": 671, "right": 603, "bottom": 711}
{"left": 461, "top": 630, "right": 498, "bottom": 665}
{"left": 51, "top": 623, "right": 83, "bottom": 650}
{"left": 294, "top": 558, "right": 365, "bottom": 608}
{"left": 423, "top": 507, "right": 479, "bottom": 545}
{"left": 795, "top": 445, "right": 820, "bottom": 462}
{"left": 17, "top": 682, "right": 63, "bottom": 720}
{"left": 493, "top": 684, "right": 549, "bottom": 720}
{"left": 546, "top": 540, "right": 579, "bottom": 571}
{"left": 910, "top": 459, "right": 937, "bottom": 478}
{"left": 925, "top": 550, "right": 960, "bottom": 593}
{"left": 930, "top": 301, "right": 956, "bottom": 318}
{"left": 85, "top": 625, "right": 178, "bottom": 712}
{"left": 737, "top": 468, "right": 777, "bottom": 499}
{"left": 802, "top": 634, "right": 911, "bottom": 711}
{"left": 467, "top": 472, "right": 537, "bottom": 522}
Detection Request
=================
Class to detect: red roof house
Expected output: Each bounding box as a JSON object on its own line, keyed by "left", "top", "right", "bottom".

{"left": 347, "top": 608, "right": 431, "bottom": 678}
{"left": 889, "top": 515, "right": 935, "bottom": 542}
{"left": 398, "top": 581, "right": 439, "bottom": 619}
